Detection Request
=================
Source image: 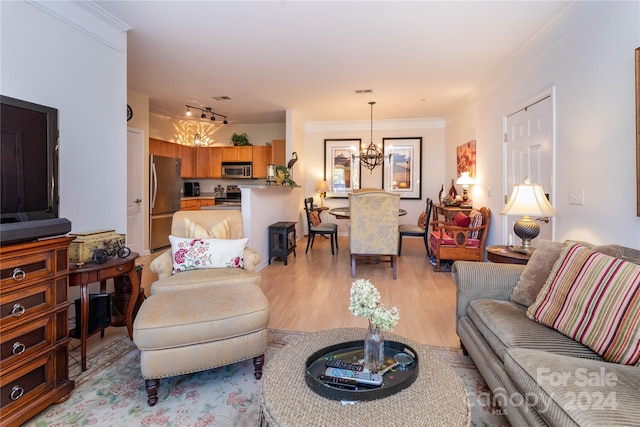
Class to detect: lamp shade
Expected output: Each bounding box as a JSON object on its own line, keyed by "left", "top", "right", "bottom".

{"left": 456, "top": 172, "right": 475, "bottom": 186}
{"left": 500, "top": 180, "right": 557, "bottom": 217}
{"left": 315, "top": 180, "right": 328, "bottom": 193}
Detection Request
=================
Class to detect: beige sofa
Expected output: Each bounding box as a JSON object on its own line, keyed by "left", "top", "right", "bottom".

{"left": 454, "top": 240, "right": 640, "bottom": 426}
{"left": 134, "top": 210, "right": 269, "bottom": 406}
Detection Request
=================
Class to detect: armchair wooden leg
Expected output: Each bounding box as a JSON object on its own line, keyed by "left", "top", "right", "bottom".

{"left": 253, "top": 354, "right": 265, "bottom": 379}
{"left": 145, "top": 378, "right": 160, "bottom": 406}
{"left": 460, "top": 340, "right": 469, "bottom": 356}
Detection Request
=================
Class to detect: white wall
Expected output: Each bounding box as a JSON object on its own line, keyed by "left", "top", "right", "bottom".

{"left": 303, "top": 119, "right": 445, "bottom": 234}
{"left": 445, "top": 1, "right": 640, "bottom": 248}
{"left": 1, "top": 1, "right": 130, "bottom": 233}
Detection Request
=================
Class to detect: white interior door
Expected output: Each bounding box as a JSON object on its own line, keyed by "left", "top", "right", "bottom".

{"left": 504, "top": 94, "right": 554, "bottom": 245}
{"left": 127, "top": 128, "right": 144, "bottom": 254}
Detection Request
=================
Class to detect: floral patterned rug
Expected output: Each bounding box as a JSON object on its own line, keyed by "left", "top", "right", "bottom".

{"left": 26, "top": 329, "right": 509, "bottom": 426}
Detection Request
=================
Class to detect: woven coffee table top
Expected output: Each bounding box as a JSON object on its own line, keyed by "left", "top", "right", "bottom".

{"left": 260, "top": 328, "right": 470, "bottom": 426}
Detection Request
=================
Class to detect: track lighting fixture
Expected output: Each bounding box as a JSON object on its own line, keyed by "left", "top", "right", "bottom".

{"left": 185, "top": 105, "right": 229, "bottom": 124}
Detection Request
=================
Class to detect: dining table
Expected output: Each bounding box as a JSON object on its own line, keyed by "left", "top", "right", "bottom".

{"left": 328, "top": 207, "right": 407, "bottom": 219}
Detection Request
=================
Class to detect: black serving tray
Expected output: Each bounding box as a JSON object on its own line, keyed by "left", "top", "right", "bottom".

{"left": 305, "top": 340, "right": 419, "bottom": 401}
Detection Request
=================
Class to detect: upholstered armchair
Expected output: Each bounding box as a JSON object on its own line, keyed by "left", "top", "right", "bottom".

{"left": 349, "top": 190, "right": 400, "bottom": 279}
{"left": 429, "top": 206, "right": 491, "bottom": 272}
{"left": 134, "top": 209, "right": 269, "bottom": 406}
{"left": 148, "top": 210, "right": 261, "bottom": 294}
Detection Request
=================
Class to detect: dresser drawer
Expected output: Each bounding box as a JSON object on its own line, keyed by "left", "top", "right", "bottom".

{"left": 0, "top": 352, "right": 53, "bottom": 411}
{"left": 1, "top": 315, "right": 52, "bottom": 368}
{"left": 0, "top": 252, "right": 52, "bottom": 290}
{"left": 0, "top": 282, "right": 53, "bottom": 330}
{"left": 96, "top": 259, "right": 136, "bottom": 282}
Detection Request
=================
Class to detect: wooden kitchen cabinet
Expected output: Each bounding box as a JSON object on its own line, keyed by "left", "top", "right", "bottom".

{"left": 199, "top": 199, "right": 215, "bottom": 207}
{"left": 222, "top": 146, "right": 253, "bottom": 162}
{"left": 0, "top": 237, "right": 75, "bottom": 427}
{"left": 195, "top": 147, "right": 222, "bottom": 178}
{"left": 252, "top": 146, "right": 271, "bottom": 178}
{"left": 180, "top": 199, "right": 200, "bottom": 210}
{"left": 178, "top": 145, "right": 195, "bottom": 178}
{"left": 149, "top": 138, "right": 177, "bottom": 158}
{"left": 271, "top": 139, "right": 286, "bottom": 166}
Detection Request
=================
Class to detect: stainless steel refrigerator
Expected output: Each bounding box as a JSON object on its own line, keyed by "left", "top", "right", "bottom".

{"left": 150, "top": 155, "right": 181, "bottom": 252}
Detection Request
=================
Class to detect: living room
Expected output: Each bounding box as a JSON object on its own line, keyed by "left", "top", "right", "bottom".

{"left": 2, "top": 1, "right": 638, "bottom": 426}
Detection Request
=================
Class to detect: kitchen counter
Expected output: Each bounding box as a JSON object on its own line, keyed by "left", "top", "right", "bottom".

{"left": 201, "top": 205, "right": 241, "bottom": 210}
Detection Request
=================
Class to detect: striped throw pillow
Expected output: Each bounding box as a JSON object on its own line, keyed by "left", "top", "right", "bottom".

{"left": 526, "top": 242, "right": 640, "bottom": 366}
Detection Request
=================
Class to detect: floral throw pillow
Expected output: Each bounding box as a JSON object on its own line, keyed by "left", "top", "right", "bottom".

{"left": 169, "top": 235, "right": 248, "bottom": 273}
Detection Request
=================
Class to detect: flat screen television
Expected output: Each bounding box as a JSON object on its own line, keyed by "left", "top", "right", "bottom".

{"left": 1, "top": 95, "right": 71, "bottom": 245}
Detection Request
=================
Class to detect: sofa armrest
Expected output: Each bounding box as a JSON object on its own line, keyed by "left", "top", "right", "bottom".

{"left": 149, "top": 249, "right": 173, "bottom": 279}
{"left": 452, "top": 261, "right": 525, "bottom": 321}
{"left": 243, "top": 246, "right": 261, "bottom": 272}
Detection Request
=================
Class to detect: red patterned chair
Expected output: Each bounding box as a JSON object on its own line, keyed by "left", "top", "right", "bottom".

{"left": 429, "top": 206, "right": 490, "bottom": 272}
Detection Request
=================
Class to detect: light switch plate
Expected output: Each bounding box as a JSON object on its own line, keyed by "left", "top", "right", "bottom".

{"left": 568, "top": 189, "right": 585, "bottom": 205}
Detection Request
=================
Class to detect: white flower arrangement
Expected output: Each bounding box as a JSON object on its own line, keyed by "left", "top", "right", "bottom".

{"left": 349, "top": 279, "right": 400, "bottom": 332}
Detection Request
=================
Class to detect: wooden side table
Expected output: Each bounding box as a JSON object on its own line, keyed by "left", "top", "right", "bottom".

{"left": 268, "top": 222, "right": 297, "bottom": 265}
{"left": 486, "top": 245, "right": 531, "bottom": 265}
{"left": 68, "top": 252, "right": 141, "bottom": 371}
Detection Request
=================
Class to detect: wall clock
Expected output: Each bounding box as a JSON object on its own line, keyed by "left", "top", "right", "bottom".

{"left": 127, "top": 104, "right": 133, "bottom": 121}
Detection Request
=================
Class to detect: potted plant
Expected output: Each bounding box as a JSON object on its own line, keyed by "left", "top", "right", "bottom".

{"left": 275, "top": 165, "right": 297, "bottom": 188}
{"left": 231, "top": 132, "right": 251, "bottom": 146}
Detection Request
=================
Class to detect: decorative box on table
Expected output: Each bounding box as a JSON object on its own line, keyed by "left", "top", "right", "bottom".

{"left": 69, "top": 229, "right": 126, "bottom": 263}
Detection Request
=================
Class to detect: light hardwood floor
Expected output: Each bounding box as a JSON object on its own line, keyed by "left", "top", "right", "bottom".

{"left": 134, "top": 234, "right": 461, "bottom": 348}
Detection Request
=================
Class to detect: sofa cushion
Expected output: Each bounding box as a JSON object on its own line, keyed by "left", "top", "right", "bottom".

{"left": 454, "top": 211, "right": 470, "bottom": 227}
{"left": 505, "top": 347, "right": 640, "bottom": 427}
{"left": 468, "top": 209, "right": 483, "bottom": 238}
{"left": 169, "top": 236, "right": 248, "bottom": 272}
{"left": 150, "top": 267, "right": 261, "bottom": 295}
{"left": 511, "top": 240, "right": 564, "bottom": 307}
{"left": 511, "top": 240, "right": 636, "bottom": 308}
{"left": 467, "top": 299, "right": 602, "bottom": 362}
{"left": 527, "top": 242, "right": 640, "bottom": 365}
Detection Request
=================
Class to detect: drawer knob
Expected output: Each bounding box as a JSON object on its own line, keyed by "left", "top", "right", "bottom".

{"left": 10, "top": 385, "right": 24, "bottom": 401}
{"left": 11, "top": 303, "right": 26, "bottom": 317}
{"left": 12, "top": 342, "right": 26, "bottom": 356}
{"left": 117, "top": 267, "right": 123, "bottom": 271}
{"left": 12, "top": 268, "right": 26, "bottom": 281}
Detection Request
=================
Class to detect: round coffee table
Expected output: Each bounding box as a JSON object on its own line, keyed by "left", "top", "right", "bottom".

{"left": 260, "top": 328, "right": 469, "bottom": 426}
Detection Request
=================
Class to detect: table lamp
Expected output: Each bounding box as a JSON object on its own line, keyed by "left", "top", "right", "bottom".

{"left": 456, "top": 172, "right": 475, "bottom": 203}
{"left": 315, "top": 180, "right": 328, "bottom": 207}
{"left": 500, "top": 178, "right": 557, "bottom": 255}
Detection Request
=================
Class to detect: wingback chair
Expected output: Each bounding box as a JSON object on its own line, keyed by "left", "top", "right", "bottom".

{"left": 429, "top": 206, "right": 491, "bottom": 272}
{"left": 134, "top": 210, "right": 269, "bottom": 406}
{"left": 349, "top": 190, "right": 400, "bottom": 279}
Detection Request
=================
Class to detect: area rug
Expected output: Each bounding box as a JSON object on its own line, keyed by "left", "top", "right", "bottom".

{"left": 26, "top": 330, "right": 509, "bottom": 426}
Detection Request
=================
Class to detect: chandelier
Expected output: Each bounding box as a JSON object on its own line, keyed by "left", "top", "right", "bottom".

{"left": 352, "top": 101, "right": 390, "bottom": 172}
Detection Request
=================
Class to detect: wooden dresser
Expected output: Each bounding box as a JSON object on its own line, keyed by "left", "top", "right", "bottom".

{"left": 0, "top": 236, "right": 75, "bottom": 426}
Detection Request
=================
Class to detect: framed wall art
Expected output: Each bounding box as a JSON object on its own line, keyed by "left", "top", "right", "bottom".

{"left": 382, "top": 137, "right": 422, "bottom": 199}
{"left": 457, "top": 140, "right": 476, "bottom": 179}
{"left": 324, "top": 139, "right": 361, "bottom": 198}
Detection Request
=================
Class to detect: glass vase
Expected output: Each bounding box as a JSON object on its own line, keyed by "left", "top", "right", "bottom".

{"left": 363, "top": 321, "right": 385, "bottom": 373}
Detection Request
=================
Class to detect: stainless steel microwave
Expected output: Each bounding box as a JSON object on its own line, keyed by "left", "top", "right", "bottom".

{"left": 221, "top": 162, "right": 252, "bottom": 179}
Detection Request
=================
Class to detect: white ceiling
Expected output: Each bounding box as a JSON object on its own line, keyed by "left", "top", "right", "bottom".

{"left": 96, "top": 1, "right": 572, "bottom": 124}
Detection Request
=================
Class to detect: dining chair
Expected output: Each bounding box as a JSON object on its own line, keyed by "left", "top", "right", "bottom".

{"left": 349, "top": 190, "right": 400, "bottom": 279}
{"left": 398, "top": 198, "right": 433, "bottom": 256}
{"left": 303, "top": 197, "right": 338, "bottom": 255}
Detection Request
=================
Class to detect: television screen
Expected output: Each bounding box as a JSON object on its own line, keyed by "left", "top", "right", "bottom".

{"left": 1, "top": 95, "right": 59, "bottom": 223}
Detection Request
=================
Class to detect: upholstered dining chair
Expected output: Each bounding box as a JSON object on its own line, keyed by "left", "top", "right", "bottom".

{"left": 303, "top": 197, "right": 338, "bottom": 255}
{"left": 398, "top": 198, "right": 433, "bottom": 256}
{"left": 349, "top": 190, "right": 400, "bottom": 279}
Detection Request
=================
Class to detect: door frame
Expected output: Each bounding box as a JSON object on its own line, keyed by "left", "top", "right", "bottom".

{"left": 127, "top": 127, "right": 146, "bottom": 255}
{"left": 502, "top": 85, "right": 557, "bottom": 243}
